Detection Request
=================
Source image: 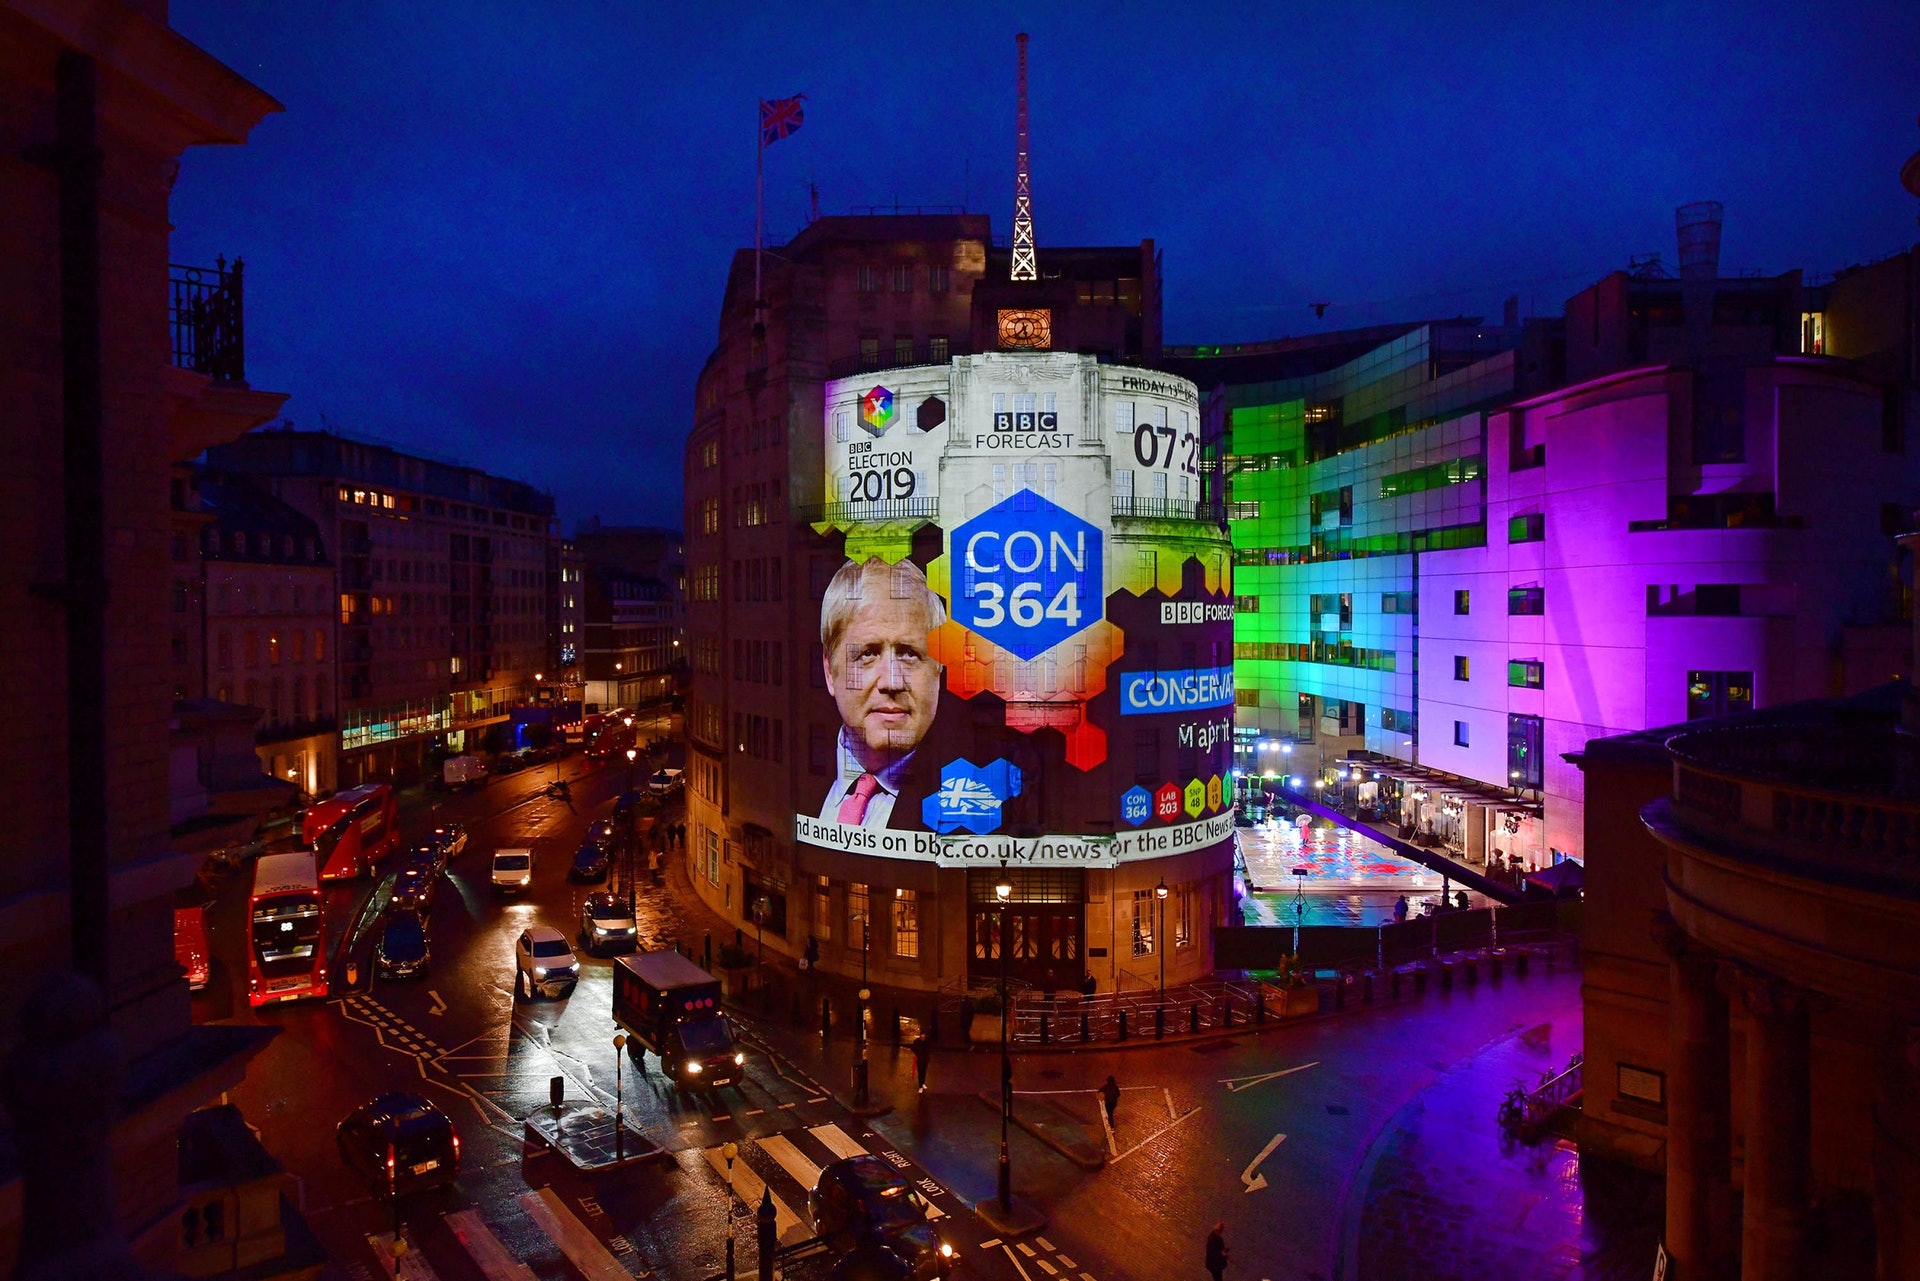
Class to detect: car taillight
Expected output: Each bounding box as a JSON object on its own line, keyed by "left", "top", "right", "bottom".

{"left": 451, "top": 1131, "right": 460, "bottom": 1163}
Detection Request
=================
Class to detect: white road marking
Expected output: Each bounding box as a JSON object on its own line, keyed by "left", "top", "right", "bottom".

{"left": 516, "top": 1188, "right": 629, "bottom": 1281}
{"left": 1108, "top": 1106, "right": 1203, "bottom": 1165}
{"left": 979, "top": 1238, "right": 1003, "bottom": 1250}
{"left": 1036, "top": 1260, "right": 1059, "bottom": 1276}
{"left": 702, "top": 1146, "right": 807, "bottom": 1244}
{"left": 1059, "top": 1256, "right": 1077, "bottom": 1269}
{"left": 1018, "top": 1242, "right": 1037, "bottom": 1257}
{"left": 1241, "top": 1132, "right": 1287, "bottom": 1193}
{"left": 1037, "top": 1238, "right": 1055, "bottom": 1251}
{"left": 444, "top": 1210, "right": 537, "bottom": 1281}
{"left": 756, "top": 1133, "right": 823, "bottom": 1193}
{"left": 807, "top": 1123, "right": 868, "bottom": 1161}
{"left": 1218, "top": 1062, "right": 1320, "bottom": 1092}
{"left": 1003, "top": 1244, "right": 1037, "bottom": 1281}
{"left": 428, "top": 989, "right": 447, "bottom": 1016}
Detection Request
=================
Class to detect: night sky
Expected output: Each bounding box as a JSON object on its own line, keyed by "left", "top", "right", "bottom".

{"left": 169, "top": 2, "right": 1920, "bottom": 529}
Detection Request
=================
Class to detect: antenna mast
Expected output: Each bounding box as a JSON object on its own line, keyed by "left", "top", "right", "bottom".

{"left": 1010, "top": 32, "right": 1037, "bottom": 282}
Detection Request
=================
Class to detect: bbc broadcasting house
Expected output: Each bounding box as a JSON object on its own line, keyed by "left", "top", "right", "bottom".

{"left": 682, "top": 211, "right": 1239, "bottom": 995}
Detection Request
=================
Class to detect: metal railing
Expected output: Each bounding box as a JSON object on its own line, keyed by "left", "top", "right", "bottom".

{"left": 1522, "top": 1054, "right": 1583, "bottom": 1129}
{"left": 797, "top": 498, "right": 939, "bottom": 525}
{"left": 169, "top": 257, "right": 246, "bottom": 384}
{"left": 994, "top": 977, "right": 1278, "bottom": 1045}
{"left": 1112, "top": 495, "right": 1226, "bottom": 522}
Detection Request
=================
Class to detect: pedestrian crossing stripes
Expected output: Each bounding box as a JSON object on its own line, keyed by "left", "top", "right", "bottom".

{"left": 699, "top": 1120, "right": 957, "bottom": 1246}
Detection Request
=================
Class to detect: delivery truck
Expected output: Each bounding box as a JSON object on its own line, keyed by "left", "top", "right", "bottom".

{"left": 612, "top": 950, "right": 743, "bottom": 1089}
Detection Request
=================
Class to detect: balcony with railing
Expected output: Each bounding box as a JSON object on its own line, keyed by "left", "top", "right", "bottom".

{"left": 1112, "top": 494, "right": 1227, "bottom": 523}
{"left": 796, "top": 498, "right": 940, "bottom": 526}
{"left": 827, "top": 342, "right": 962, "bottom": 380}
{"left": 169, "top": 257, "right": 246, "bottom": 385}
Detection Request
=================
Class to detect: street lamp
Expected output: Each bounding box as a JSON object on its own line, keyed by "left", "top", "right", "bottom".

{"left": 625, "top": 745, "right": 638, "bottom": 797}
{"left": 753, "top": 896, "right": 768, "bottom": 1011}
{"left": 722, "top": 1140, "right": 739, "bottom": 1280}
{"left": 612, "top": 1034, "right": 627, "bottom": 1162}
{"left": 1154, "top": 877, "right": 1169, "bottom": 1008}
{"left": 994, "top": 870, "right": 1013, "bottom": 1211}
{"left": 855, "top": 985, "right": 872, "bottom": 1106}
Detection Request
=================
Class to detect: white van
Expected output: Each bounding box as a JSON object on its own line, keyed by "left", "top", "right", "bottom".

{"left": 647, "top": 768, "right": 684, "bottom": 796}
{"left": 444, "top": 755, "right": 488, "bottom": 789}
{"left": 490, "top": 848, "right": 533, "bottom": 895}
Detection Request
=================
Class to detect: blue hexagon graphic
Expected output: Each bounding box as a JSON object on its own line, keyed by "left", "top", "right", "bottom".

{"left": 1120, "top": 785, "right": 1152, "bottom": 827}
{"left": 951, "top": 490, "right": 1104, "bottom": 660}
{"left": 922, "top": 758, "right": 1023, "bottom": 835}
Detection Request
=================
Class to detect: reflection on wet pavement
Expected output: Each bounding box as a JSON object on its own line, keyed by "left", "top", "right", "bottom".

{"left": 1238, "top": 816, "right": 1485, "bottom": 928}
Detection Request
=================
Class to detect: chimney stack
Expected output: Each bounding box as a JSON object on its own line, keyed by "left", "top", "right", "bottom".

{"left": 1676, "top": 201, "right": 1724, "bottom": 282}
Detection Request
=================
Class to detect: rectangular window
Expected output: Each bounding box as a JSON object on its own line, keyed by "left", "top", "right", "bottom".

{"left": 1176, "top": 885, "right": 1193, "bottom": 948}
{"left": 703, "top": 827, "right": 720, "bottom": 885}
{"left": 859, "top": 336, "right": 879, "bottom": 365}
{"left": 1508, "top": 512, "right": 1545, "bottom": 543}
{"left": 848, "top": 883, "right": 870, "bottom": 951}
{"left": 927, "top": 264, "right": 950, "bottom": 294}
{"left": 893, "top": 336, "right": 914, "bottom": 364}
{"left": 1508, "top": 587, "right": 1545, "bottom": 615}
{"left": 1454, "top": 720, "right": 1471, "bottom": 747}
{"left": 1453, "top": 655, "right": 1470, "bottom": 681}
{"left": 1507, "top": 713, "right": 1544, "bottom": 787}
{"left": 856, "top": 265, "right": 879, "bottom": 294}
{"left": 814, "top": 875, "right": 832, "bottom": 943}
{"left": 928, "top": 335, "right": 949, "bottom": 363}
{"left": 1508, "top": 659, "right": 1545, "bottom": 689}
{"left": 891, "top": 264, "right": 913, "bottom": 293}
{"left": 1687, "top": 670, "right": 1754, "bottom": 720}
{"left": 1130, "top": 889, "right": 1155, "bottom": 958}
{"left": 1454, "top": 589, "right": 1470, "bottom": 615}
{"left": 892, "top": 889, "right": 919, "bottom": 959}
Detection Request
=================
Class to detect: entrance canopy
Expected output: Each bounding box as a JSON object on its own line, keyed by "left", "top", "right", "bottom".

{"left": 1336, "top": 756, "right": 1542, "bottom": 820}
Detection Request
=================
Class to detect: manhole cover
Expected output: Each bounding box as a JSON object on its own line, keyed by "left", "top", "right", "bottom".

{"left": 1325, "top": 1104, "right": 1350, "bottom": 1116}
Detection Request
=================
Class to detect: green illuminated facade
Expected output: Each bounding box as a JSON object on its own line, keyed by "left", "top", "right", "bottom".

{"left": 1208, "top": 323, "right": 1523, "bottom": 777}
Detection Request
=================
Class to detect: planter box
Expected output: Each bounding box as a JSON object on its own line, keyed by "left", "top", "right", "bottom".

{"left": 969, "top": 1013, "right": 1006, "bottom": 1044}
{"left": 1270, "top": 984, "right": 1318, "bottom": 1018}
{"left": 718, "top": 966, "right": 755, "bottom": 998}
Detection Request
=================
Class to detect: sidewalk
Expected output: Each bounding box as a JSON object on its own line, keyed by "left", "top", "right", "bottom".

{"left": 1345, "top": 1018, "right": 1662, "bottom": 1281}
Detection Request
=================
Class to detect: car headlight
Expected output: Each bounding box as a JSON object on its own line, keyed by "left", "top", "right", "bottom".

{"left": 734, "top": 1052, "right": 744, "bottom": 1066}
{"left": 532, "top": 966, "right": 547, "bottom": 978}
{"left": 686, "top": 1059, "right": 702, "bottom": 1074}
{"left": 592, "top": 924, "right": 609, "bottom": 934}
{"left": 940, "top": 1243, "right": 954, "bottom": 1258}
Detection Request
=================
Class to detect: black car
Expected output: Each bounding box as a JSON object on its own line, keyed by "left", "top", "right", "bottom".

{"left": 429, "top": 823, "right": 467, "bottom": 860}
{"left": 336, "top": 1092, "right": 460, "bottom": 1198}
{"left": 808, "top": 1156, "right": 956, "bottom": 1279}
{"left": 376, "top": 911, "right": 430, "bottom": 979}
{"left": 390, "top": 866, "right": 436, "bottom": 913}
{"left": 404, "top": 842, "right": 446, "bottom": 879}
{"left": 585, "top": 819, "right": 616, "bottom": 848}
{"left": 568, "top": 842, "right": 610, "bottom": 883}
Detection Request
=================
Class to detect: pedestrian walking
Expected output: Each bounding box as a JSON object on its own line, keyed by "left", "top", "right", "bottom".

{"left": 1205, "top": 1221, "right": 1229, "bottom": 1281}
{"left": 1098, "top": 1074, "right": 1120, "bottom": 1128}
{"left": 1393, "top": 894, "right": 1409, "bottom": 923}
{"left": 910, "top": 1031, "right": 931, "bottom": 1093}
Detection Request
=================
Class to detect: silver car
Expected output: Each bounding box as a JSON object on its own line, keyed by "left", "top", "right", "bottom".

{"left": 514, "top": 925, "right": 578, "bottom": 999}
{"left": 579, "top": 892, "right": 637, "bottom": 955}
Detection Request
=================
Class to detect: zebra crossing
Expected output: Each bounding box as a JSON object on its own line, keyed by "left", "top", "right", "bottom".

{"left": 696, "top": 1118, "right": 955, "bottom": 1249}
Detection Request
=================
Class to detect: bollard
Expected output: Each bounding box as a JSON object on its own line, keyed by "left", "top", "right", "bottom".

{"left": 1516, "top": 949, "right": 1530, "bottom": 978}
{"left": 1491, "top": 952, "right": 1504, "bottom": 981}
{"left": 1413, "top": 966, "right": 1429, "bottom": 995}
{"left": 1334, "top": 975, "right": 1346, "bottom": 1011}
{"left": 1155, "top": 1006, "right": 1165, "bottom": 1039}
{"left": 1039, "top": 1011, "right": 1050, "bottom": 1044}
{"left": 549, "top": 1076, "right": 565, "bottom": 1112}
{"left": 1390, "top": 969, "right": 1402, "bottom": 1000}
{"left": 1118, "top": 1009, "right": 1129, "bottom": 1041}
{"left": 821, "top": 996, "right": 832, "bottom": 1039}
{"left": 1464, "top": 957, "right": 1478, "bottom": 986}
{"left": 1256, "top": 989, "right": 1267, "bottom": 1023}
{"left": 1190, "top": 1002, "right": 1199, "bottom": 1034}
{"left": 757, "top": 1186, "right": 776, "bottom": 1281}
{"left": 1439, "top": 963, "right": 1454, "bottom": 993}
{"left": 1223, "top": 995, "right": 1233, "bottom": 1028}
{"left": 1362, "top": 971, "right": 1374, "bottom": 1004}
{"left": 892, "top": 1007, "right": 902, "bottom": 1047}
{"left": 346, "top": 961, "right": 358, "bottom": 988}
{"left": 853, "top": 1056, "right": 869, "bottom": 1108}
{"left": 1080, "top": 1008, "right": 1090, "bottom": 1042}
{"left": 703, "top": 932, "right": 712, "bottom": 970}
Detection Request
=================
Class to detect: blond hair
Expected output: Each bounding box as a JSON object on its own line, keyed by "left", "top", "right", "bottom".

{"left": 820, "top": 557, "right": 948, "bottom": 656}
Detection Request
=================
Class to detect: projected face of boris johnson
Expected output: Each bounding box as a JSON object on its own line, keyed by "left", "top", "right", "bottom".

{"left": 821, "top": 558, "right": 944, "bottom": 772}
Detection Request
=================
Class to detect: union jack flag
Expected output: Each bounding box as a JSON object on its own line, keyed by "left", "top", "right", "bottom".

{"left": 759, "top": 95, "right": 805, "bottom": 148}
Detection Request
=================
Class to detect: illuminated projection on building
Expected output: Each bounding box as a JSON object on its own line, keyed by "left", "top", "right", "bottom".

{"left": 808, "top": 352, "right": 1234, "bottom": 866}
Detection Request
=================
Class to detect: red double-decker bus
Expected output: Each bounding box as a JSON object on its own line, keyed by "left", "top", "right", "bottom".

{"left": 248, "top": 851, "right": 327, "bottom": 1005}
{"left": 303, "top": 782, "right": 399, "bottom": 881}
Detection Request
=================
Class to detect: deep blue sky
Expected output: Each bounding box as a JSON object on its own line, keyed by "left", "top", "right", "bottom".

{"left": 171, "top": 2, "right": 1920, "bottom": 529}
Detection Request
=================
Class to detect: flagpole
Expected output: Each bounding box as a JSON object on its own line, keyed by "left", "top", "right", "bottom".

{"left": 754, "top": 102, "right": 765, "bottom": 334}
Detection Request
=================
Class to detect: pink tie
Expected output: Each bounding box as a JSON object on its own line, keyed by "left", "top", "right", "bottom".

{"left": 838, "top": 773, "right": 881, "bottom": 824}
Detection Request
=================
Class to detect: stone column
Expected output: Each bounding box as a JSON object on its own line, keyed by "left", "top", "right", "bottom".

{"left": 1873, "top": 1026, "right": 1920, "bottom": 1281}
{"left": 1738, "top": 971, "right": 1812, "bottom": 1281}
{"left": 1654, "top": 913, "right": 1734, "bottom": 1280}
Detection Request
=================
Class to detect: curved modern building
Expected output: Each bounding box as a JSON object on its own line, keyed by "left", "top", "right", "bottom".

{"left": 682, "top": 214, "right": 1235, "bottom": 993}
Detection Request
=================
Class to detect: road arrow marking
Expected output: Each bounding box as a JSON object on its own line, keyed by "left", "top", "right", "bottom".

{"left": 1241, "top": 1132, "right": 1286, "bottom": 1192}
{"left": 428, "top": 990, "right": 447, "bottom": 1017}
{"left": 1219, "top": 1061, "right": 1319, "bottom": 1092}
